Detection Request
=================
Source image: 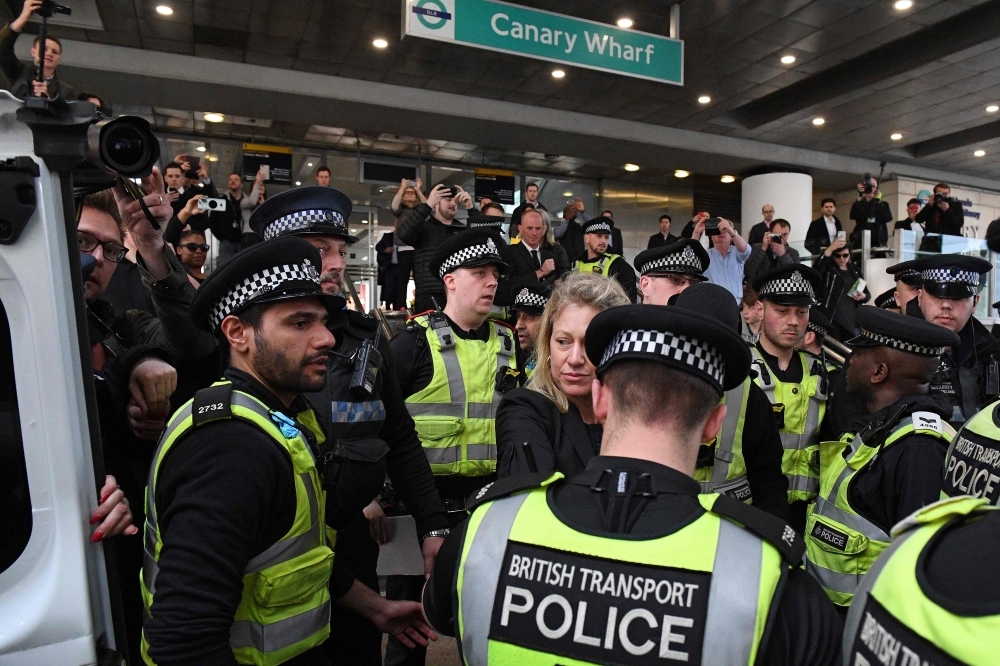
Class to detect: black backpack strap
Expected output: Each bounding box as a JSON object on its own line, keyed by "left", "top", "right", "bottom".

{"left": 710, "top": 494, "right": 805, "bottom": 567}
{"left": 467, "top": 472, "right": 561, "bottom": 511}
{"left": 191, "top": 383, "right": 234, "bottom": 426}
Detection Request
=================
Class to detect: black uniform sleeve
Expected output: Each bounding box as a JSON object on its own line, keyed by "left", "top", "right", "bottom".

{"left": 609, "top": 257, "right": 638, "bottom": 302}
{"left": 757, "top": 568, "right": 843, "bottom": 666}
{"left": 742, "top": 384, "right": 791, "bottom": 522}
{"left": 378, "top": 338, "right": 449, "bottom": 535}
{"left": 422, "top": 518, "right": 470, "bottom": 636}
{"left": 496, "top": 389, "right": 558, "bottom": 477}
{"left": 390, "top": 325, "right": 434, "bottom": 398}
{"left": 891, "top": 436, "right": 948, "bottom": 522}
{"left": 144, "top": 422, "right": 297, "bottom": 666}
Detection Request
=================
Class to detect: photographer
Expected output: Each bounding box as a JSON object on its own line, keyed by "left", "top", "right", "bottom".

{"left": 0, "top": 0, "right": 75, "bottom": 100}
{"left": 817, "top": 235, "right": 870, "bottom": 339}
{"left": 743, "top": 219, "right": 800, "bottom": 288}
{"left": 849, "top": 175, "right": 892, "bottom": 249}
{"left": 916, "top": 182, "right": 964, "bottom": 237}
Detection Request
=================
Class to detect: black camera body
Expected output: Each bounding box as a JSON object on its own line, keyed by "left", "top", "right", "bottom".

{"left": 862, "top": 172, "right": 876, "bottom": 195}
{"left": 349, "top": 327, "right": 383, "bottom": 396}
{"left": 770, "top": 233, "right": 783, "bottom": 244}
{"left": 934, "top": 192, "right": 953, "bottom": 205}
{"left": 37, "top": 0, "right": 71, "bottom": 18}
{"left": 704, "top": 217, "right": 722, "bottom": 236}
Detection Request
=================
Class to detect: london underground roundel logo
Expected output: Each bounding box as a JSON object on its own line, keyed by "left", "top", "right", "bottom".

{"left": 413, "top": 0, "right": 452, "bottom": 30}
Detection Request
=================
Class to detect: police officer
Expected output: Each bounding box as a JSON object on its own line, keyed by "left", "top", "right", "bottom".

{"left": 636, "top": 241, "right": 789, "bottom": 519}
{"left": 910, "top": 254, "right": 998, "bottom": 425}
{"left": 632, "top": 238, "right": 709, "bottom": 304}
{"left": 941, "top": 398, "right": 1000, "bottom": 505}
{"left": 248, "top": 188, "right": 450, "bottom": 665}
{"left": 750, "top": 265, "right": 828, "bottom": 532}
{"left": 886, "top": 258, "right": 922, "bottom": 311}
{"left": 388, "top": 228, "right": 520, "bottom": 665}
{"left": 141, "top": 237, "right": 434, "bottom": 665}
{"left": 806, "top": 307, "right": 959, "bottom": 608}
{"left": 423, "top": 303, "right": 842, "bottom": 665}
{"left": 810, "top": 308, "right": 869, "bottom": 442}
{"left": 511, "top": 283, "right": 552, "bottom": 376}
{"left": 873, "top": 288, "right": 899, "bottom": 311}
{"left": 574, "top": 217, "right": 637, "bottom": 302}
{"left": 843, "top": 497, "right": 998, "bottom": 665}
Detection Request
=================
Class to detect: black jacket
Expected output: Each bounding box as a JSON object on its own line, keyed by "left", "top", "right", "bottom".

{"left": 849, "top": 197, "right": 892, "bottom": 247}
{"left": 647, "top": 231, "right": 679, "bottom": 249}
{"left": 502, "top": 242, "right": 563, "bottom": 296}
{"left": 747, "top": 221, "right": 769, "bottom": 246}
{"left": 575, "top": 251, "right": 638, "bottom": 302}
{"left": 509, "top": 200, "right": 547, "bottom": 239}
{"left": 396, "top": 203, "right": 467, "bottom": 300}
{"left": 816, "top": 254, "right": 870, "bottom": 337}
{"left": 916, "top": 199, "right": 965, "bottom": 236}
{"left": 557, "top": 218, "right": 585, "bottom": 263}
{"left": 497, "top": 389, "right": 598, "bottom": 479}
{"left": 804, "top": 216, "right": 843, "bottom": 256}
{"left": 0, "top": 23, "right": 75, "bottom": 100}
{"left": 424, "top": 456, "right": 843, "bottom": 665}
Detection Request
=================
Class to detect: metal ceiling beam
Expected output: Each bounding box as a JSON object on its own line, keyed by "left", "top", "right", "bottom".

{"left": 27, "top": 38, "right": 1000, "bottom": 192}
{"left": 899, "top": 119, "right": 1000, "bottom": 159}
{"left": 715, "top": 0, "right": 1000, "bottom": 130}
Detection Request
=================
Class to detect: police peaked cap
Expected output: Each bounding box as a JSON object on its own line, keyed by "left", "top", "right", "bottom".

{"left": 912, "top": 254, "right": 992, "bottom": 300}
{"left": 429, "top": 228, "right": 510, "bottom": 279}
{"left": 849, "top": 306, "right": 958, "bottom": 357}
{"left": 190, "top": 236, "right": 347, "bottom": 332}
{"left": 807, "top": 308, "right": 833, "bottom": 338}
{"left": 511, "top": 282, "right": 553, "bottom": 316}
{"left": 751, "top": 264, "right": 823, "bottom": 306}
{"left": 582, "top": 218, "right": 613, "bottom": 235}
{"left": 670, "top": 282, "right": 743, "bottom": 336}
{"left": 249, "top": 186, "right": 358, "bottom": 243}
{"left": 886, "top": 259, "right": 923, "bottom": 288}
{"left": 633, "top": 239, "right": 710, "bottom": 279}
{"left": 585, "top": 304, "right": 751, "bottom": 395}
{"left": 874, "top": 288, "right": 898, "bottom": 310}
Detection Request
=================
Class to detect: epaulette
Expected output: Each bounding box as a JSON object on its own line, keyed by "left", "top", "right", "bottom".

{"left": 345, "top": 309, "right": 379, "bottom": 332}
{"left": 709, "top": 494, "right": 805, "bottom": 566}
{"left": 467, "top": 472, "right": 563, "bottom": 511}
{"left": 491, "top": 318, "right": 517, "bottom": 333}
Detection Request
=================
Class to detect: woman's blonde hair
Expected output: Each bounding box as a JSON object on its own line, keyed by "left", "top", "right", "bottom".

{"left": 526, "top": 272, "right": 630, "bottom": 412}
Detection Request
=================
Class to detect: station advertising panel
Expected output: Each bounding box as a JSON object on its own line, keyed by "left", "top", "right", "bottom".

{"left": 475, "top": 167, "right": 516, "bottom": 204}
{"left": 402, "top": 0, "right": 683, "bottom": 86}
{"left": 242, "top": 143, "right": 294, "bottom": 185}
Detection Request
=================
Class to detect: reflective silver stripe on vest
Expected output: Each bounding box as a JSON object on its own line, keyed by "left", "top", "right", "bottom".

{"left": 787, "top": 474, "right": 820, "bottom": 494}
{"left": 702, "top": 519, "right": 764, "bottom": 665}
{"left": 229, "top": 602, "right": 331, "bottom": 653}
{"left": 813, "top": 466, "right": 890, "bottom": 542}
{"left": 702, "top": 382, "right": 745, "bottom": 493}
{"left": 752, "top": 349, "right": 822, "bottom": 452}
{"left": 468, "top": 402, "right": 496, "bottom": 419}
{"left": 840, "top": 530, "right": 917, "bottom": 665}
{"left": 805, "top": 560, "right": 860, "bottom": 594}
{"left": 405, "top": 403, "right": 465, "bottom": 418}
{"left": 245, "top": 472, "right": 321, "bottom": 574}
{"left": 423, "top": 443, "right": 497, "bottom": 465}
{"left": 142, "top": 521, "right": 159, "bottom": 595}
{"left": 460, "top": 492, "right": 531, "bottom": 666}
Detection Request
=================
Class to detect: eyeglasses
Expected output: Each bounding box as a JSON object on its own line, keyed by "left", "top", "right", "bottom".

{"left": 78, "top": 231, "right": 127, "bottom": 263}
{"left": 656, "top": 274, "right": 694, "bottom": 288}
{"left": 180, "top": 243, "right": 210, "bottom": 252}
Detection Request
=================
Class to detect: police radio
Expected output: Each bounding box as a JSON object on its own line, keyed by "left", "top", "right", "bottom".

{"left": 350, "top": 325, "right": 383, "bottom": 396}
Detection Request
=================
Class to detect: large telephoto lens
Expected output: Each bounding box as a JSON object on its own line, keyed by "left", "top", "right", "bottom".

{"left": 87, "top": 116, "right": 160, "bottom": 178}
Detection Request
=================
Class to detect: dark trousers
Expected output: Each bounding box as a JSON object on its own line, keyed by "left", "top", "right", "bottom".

{"left": 391, "top": 251, "right": 415, "bottom": 310}
{"left": 321, "top": 522, "right": 383, "bottom": 666}
{"left": 413, "top": 291, "right": 445, "bottom": 315}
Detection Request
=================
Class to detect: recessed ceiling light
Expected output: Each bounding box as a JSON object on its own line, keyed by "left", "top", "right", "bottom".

{"left": 307, "top": 162, "right": 313, "bottom": 167}
{"left": 295, "top": 181, "right": 302, "bottom": 186}
{"left": 720, "top": 175, "right": 736, "bottom": 183}
{"left": 616, "top": 18, "right": 633, "bottom": 29}
{"left": 890, "top": 133, "right": 903, "bottom": 140}
{"left": 203, "top": 112, "right": 225, "bottom": 123}
{"left": 674, "top": 170, "right": 690, "bottom": 178}
{"left": 551, "top": 69, "right": 565, "bottom": 78}
{"left": 155, "top": 5, "right": 173, "bottom": 16}
{"left": 372, "top": 38, "right": 388, "bottom": 49}
{"left": 207, "top": 154, "right": 218, "bottom": 162}
{"left": 894, "top": 0, "right": 913, "bottom": 10}
{"left": 562, "top": 191, "right": 573, "bottom": 196}
{"left": 624, "top": 163, "right": 640, "bottom": 172}
{"left": 975, "top": 150, "right": 986, "bottom": 157}
{"left": 812, "top": 117, "right": 825, "bottom": 126}
{"left": 196, "top": 146, "right": 206, "bottom": 152}
{"left": 351, "top": 228, "right": 358, "bottom": 234}
{"left": 987, "top": 105, "right": 999, "bottom": 113}
{"left": 780, "top": 55, "right": 796, "bottom": 65}
{"left": 698, "top": 95, "right": 711, "bottom": 104}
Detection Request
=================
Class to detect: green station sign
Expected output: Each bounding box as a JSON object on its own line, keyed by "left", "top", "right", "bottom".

{"left": 402, "top": 0, "right": 684, "bottom": 85}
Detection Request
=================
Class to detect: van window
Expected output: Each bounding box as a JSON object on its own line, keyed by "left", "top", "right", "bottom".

{"left": 0, "top": 298, "right": 31, "bottom": 573}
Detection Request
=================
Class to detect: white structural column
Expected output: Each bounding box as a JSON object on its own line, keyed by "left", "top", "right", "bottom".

{"left": 741, "top": 173, "right": 814, "bottom": 244}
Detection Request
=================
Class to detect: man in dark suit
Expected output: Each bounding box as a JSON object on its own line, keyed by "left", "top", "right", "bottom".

{"left": 647, "top": 214, "right": 679, "bottom": 249}
{"left": 499, "top": 208, "right": 562, "bottom": 305}
{"left": 805, "top": 198, "right": 844, "bottom": 256}
{"left": 746, "top": 203, "right": 775, "bottom": 245}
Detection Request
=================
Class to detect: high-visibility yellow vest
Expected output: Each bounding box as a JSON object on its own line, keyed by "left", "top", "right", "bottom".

{"left": 750, "top": 347, "right": 827, "bottom": 503}
{"left": 404, "top": 312, "right": 516, "bottom": 476}
{"left": 805, "top": 411, "right": 955, "bottom": 607}
{"left": 843, "top": 496, "right": 999, "bottom": 665}
{"left": 455, "top": 479, "right": 789, "bottom": 666}
{"left": 141, "top": 382, "right": 332, "bottom": 666}
{"left": 941, "top": 399, "right": 1000, "bottom": 504}
{"left": 574, "top": 252, "right": 622, "bottom": 276}
{"left": 695, "top": 377, "right": 751, "bottom": 503}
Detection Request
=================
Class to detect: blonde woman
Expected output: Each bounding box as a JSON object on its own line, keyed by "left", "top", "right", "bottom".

{"left": 496, "top": 272, "right": 629, "bottom": 477}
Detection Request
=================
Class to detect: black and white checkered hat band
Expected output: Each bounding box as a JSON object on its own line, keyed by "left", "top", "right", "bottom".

{"left": 209, "top": 260, "right": 320, "bottom": 329}
{"left": 640, "top": 250, "right": 703, "bottom": 276}
{"left": 514, "top": 288, "right": 548, "bottom": 310}
{"left": 264, "top": 209, "right": 346, "bottom": 240}
{"left": 922, "top": 268, "right": 979, "bottom": 286}
{"left": 860, "top": 328, "right": 947, "bottom": 356}
{"left": 438, "top": 238, "right": 502, "bottom": 278}
{"left": 759, "top": 273, "right": 815, "bottom": 300}
{"left": 585, "top": 222, "right": 612, "bottom": 234}
{"left": 600, "top": 328, "right": 724, "bottom": 387}
{"left": 470, "top": 219, "right": 503, "bottom": 229}
{"left": 897, "top": 269, "right": 920, "bottom": 280}
{"left": 807, "top": 322, "right": 828, "bottom": 337}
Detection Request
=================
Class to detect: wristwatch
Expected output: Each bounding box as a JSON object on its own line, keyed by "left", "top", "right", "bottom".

{"left": 422, "top": 528, "right": 451, "bottom": 539}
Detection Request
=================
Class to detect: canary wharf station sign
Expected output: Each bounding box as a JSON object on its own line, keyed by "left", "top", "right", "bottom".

{"left": 402, "top": 0, "right": 684, "bottom": 85}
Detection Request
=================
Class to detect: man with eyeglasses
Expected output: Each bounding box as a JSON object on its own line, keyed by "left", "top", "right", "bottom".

{"left": 176, "top": 230, "right": 209, "bottom": 284}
